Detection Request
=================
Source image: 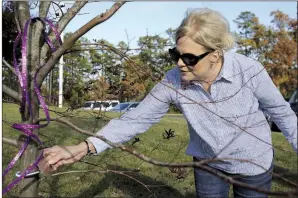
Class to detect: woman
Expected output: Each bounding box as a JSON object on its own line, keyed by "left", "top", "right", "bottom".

{"left": 43, "top": 8, "right": 297, "bottom": 197}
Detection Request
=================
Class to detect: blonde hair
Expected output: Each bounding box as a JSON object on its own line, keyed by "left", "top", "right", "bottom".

{"left": 175, "top": 8, "right": 234, "bottom": 51}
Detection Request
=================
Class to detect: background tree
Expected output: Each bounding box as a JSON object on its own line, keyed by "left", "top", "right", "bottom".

{"left": 2, "top": 2, "right": 20, "bottom": 102}
{"left": 234, "top": 10, "right": 297, "bottom": 97}
{"left": 265, "top": 10, "right": 297, "bottom": 97}
{"left": 62, "top": 34, "right": 93, "bottom": 108}
{"left": 233, "top": 11, "right": 258, "bottom": 57}
{"left": 137, "top": 35, "right": 173, "bottom": 79}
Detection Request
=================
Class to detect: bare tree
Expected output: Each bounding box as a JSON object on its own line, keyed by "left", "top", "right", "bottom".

{"left": 2, "top": 1, "right": 126, "bottom": 196}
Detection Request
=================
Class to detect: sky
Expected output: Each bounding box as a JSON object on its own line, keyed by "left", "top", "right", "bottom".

{"left": 61, "top": 1, "right": 297, "bottom": 48}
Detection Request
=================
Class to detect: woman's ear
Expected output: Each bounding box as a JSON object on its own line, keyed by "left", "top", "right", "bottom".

{"left": 209, "top": 50, "right": 221, "bottom": 63}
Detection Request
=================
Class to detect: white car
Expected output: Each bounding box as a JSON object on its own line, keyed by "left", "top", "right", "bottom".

{"left": 81, "top": 101, "right": 95, "bottom": 110}
{"left": 92, "top": 100, "right": 120, "bottom": 111}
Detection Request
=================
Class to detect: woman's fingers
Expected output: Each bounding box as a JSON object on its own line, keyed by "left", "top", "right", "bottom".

{"left": 43, "top": 146, "right": 75, "bottom": 162}
{"left": 43, "top": 145, "right": 61, "bottom": 157}
{"left": 49, "top": 151, "right": 86, "bottom": 170}
{"left": 43, "top": 148, "right": 69, "bottom": 166}
{"left": 40, "top": 144, "right": 87, "bottom": 172}
{"left": 46, "top": 153, "right": 62, "bottom": 165}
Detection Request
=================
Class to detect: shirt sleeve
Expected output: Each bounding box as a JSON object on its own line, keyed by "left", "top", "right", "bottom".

{"left": 87, "top": 78, "right": 173, "bottom": 154}
{"left": 252, "top": 62, "right": 297, "bottom": 152}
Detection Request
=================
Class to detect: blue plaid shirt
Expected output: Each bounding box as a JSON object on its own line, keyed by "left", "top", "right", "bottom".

{"left": 88, "top": 52, "right": 297, "bottom": 175}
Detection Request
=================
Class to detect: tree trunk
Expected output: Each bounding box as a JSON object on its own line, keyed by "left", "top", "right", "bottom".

{"left": 18, "top": 18, "right": 44, "bottom": 198}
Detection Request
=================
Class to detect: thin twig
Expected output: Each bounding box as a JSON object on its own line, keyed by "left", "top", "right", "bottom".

{"left": 2, "top": 59, "right": 17, "bottom": 76}
{"left": 40, "top": 169, "right": 157, "bottom": 195}
{"left": 3, "top": 137, "right": 18, "bottom": 148}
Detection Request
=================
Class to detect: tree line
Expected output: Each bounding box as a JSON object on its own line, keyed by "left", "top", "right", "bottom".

{"left": 3, "top": 6, "right": 297, "bottom": 108}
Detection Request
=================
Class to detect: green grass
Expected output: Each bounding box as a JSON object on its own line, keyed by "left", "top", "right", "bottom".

{"left": 2, "top": 103, "right": 297, "bottom": 197}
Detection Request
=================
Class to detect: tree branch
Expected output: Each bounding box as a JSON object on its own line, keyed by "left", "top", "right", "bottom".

{"left": 3, "top": 84, "right": 22, "bottom": 103}
{"left": 37, "top": 117, "right": 297, "bottom": 196}
{"left": 75, "top": 42, "right": 172, "bottom": 49}
{"left": 15, "top": 1, "right": 30, "bottom": 31}
{"left": 40, "top": 1, "right": 87, "bottom": 65}
{"left": 37, "top": 1, "right": 127, "bottom": 87}
{"left": 39, "top": 1, "right": 51, "bottom": 18}
{"left": 56, "top": 1, "right": 87, "bottom": 33}
{"left": 3, "top": 137, "right": 18, "bottom": 148}
{"left": 2, "top": 59, "right": 17, "bottom": 76}
{"left": 51, "top": 1, "right": 66, "bottom": 17}
{"left": 12, "top": 2, "right": 21, "bottom": 32}
{"left": 63, "top": 45, "right": 171, "bottom": 55}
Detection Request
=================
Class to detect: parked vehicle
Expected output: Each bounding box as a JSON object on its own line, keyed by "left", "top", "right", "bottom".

{"left": 109, "top": 102, "right": 140, "bottom": 112}
{"left": 289, "top": 88, "right": 298, "bottom": 114}
{"left": 81, "top": 101, "right": 95, "bottom": 110}
{"left": 92, "top": 101, "right": 104, "bottom": 111}
{"left": 268, "top": 88, "right": 298, "bottom": 131}
{"left": 82, "top": 100, "right": 119, "bottom": 111}
{"left": 93, "top": 100, "right": 120, "bottom": 111}
{"left": 106, "top": 100, "right": 120, "bottom": 111}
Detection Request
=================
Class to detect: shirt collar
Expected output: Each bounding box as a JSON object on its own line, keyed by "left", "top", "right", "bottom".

{"left": 215, "top": 52, "right": 234, "bottom": 83}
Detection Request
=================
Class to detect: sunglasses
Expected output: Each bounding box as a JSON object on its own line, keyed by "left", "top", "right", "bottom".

{"left": 168, "top": 47, "right": 213, "bottom": 66}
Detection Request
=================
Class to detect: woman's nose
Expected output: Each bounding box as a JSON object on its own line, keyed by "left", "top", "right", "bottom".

{"left": 177, "top": 58, "right": 185, "bottom": 68}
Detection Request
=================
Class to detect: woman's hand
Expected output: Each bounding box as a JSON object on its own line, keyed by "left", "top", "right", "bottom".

{"left": 40, "top": 142, "right": 90, "bottom": 172}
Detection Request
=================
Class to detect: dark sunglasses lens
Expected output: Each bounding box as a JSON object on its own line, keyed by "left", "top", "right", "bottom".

{"left": 182, "top": 54, "right": 198, "bottom": 66}
{"left": 169, "top": 48, "right": 179, "bottom": 62}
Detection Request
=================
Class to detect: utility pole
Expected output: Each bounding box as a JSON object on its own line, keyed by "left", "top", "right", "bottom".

{"left": 58, "top": 1, "right": 66, "bottom": 108}
{"left": 58, "top": 31, "right": 64, "bottom": 108}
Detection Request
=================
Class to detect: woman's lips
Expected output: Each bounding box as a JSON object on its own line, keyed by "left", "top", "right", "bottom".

{"left": 180, "top": 70, "right": 189, "bottom": 75}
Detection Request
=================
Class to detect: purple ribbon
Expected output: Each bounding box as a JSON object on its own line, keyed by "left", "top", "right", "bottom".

{"left": 3, "top": 17, "right": 62, "bottom": 195}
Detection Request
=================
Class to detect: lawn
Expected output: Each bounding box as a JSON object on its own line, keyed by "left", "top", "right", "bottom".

{"left": 2, "top": 103, "right": 297, "bottom": 197}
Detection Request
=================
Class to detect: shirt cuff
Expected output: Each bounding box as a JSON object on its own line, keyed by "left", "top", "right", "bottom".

{"left": 87, "top": 136, "right": 111, "bottom": 155}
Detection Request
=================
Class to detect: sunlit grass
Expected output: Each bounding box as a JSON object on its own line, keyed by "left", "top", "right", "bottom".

{"left": 2, "top": 103, "right": 297, "bottom": 197}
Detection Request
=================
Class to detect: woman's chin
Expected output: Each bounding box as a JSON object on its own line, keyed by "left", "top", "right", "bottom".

{"left": 181, "top": 74, "right": 192, "bottom": 82}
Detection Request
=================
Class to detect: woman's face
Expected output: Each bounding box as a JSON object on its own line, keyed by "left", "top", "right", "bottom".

{"left": 174, "top": 36, "right": 217, "bottom": 82}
